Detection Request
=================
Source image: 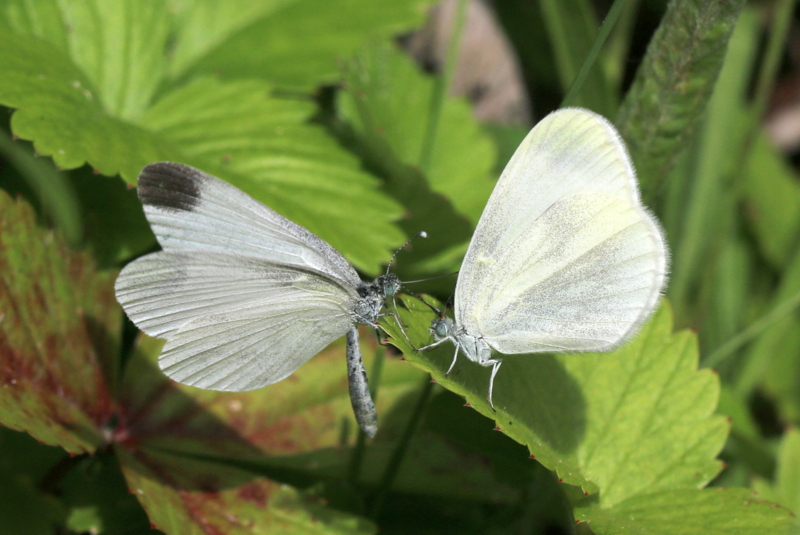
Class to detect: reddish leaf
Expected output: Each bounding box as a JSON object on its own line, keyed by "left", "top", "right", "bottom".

{"left": 116, "top": 334, "right": 422, "bottom": 460}
{"left": 118, "top": 448, "right": 376, "bottom": 534}
{"left": 0, "top": 190, "right": 119, "bottom": 453}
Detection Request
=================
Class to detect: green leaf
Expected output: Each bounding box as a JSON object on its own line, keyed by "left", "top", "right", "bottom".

{"left": 773, "top": 428, "right": 800, "bottom": 518}
{"left": 2, "top": 0, "right": 427, "bottom": 93}
{"left": 0, "top": 190, "right": 119, "bottom": 453}
{"left": 169, "top": 0, "right": 428, "bottom": 90}
{"left": 752, "top": 428, "right": 800, "bottom": 530}
{"left": 574, "top": 487, "right": 794, "bottom": 534}
{"left": 0, "top": 2, "right": 407, "bottom": 273}
{"left": 384, "top": 298, "right": 727, "bottom": 502}
{"left": 340, "top": 42, "right": 496, "bottom": 224}
{"left": 339, "top": 42, "right": 496, "bottom": 275}
{"left": 175, "top": 0, "right": 428, "bottom": 91}
{"left": 616, "top": 0, "right": 746, "bottom": 200}
{"left": 1, "top": 0, "right": 169, "bottom": 119}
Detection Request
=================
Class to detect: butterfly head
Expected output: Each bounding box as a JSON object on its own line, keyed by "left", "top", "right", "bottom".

{"left": 430, "top": 316, "right": 455, "bottom": 341}
{"left": 376, "top": 273, "right": 401, "bottom": 298}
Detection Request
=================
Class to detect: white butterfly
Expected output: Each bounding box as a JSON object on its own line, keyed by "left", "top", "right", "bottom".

{"left": 419, "top": 108, "right": 669, "bottom": 407}
{"left": 115, "top": 162, "right": 404, "bottom": 437}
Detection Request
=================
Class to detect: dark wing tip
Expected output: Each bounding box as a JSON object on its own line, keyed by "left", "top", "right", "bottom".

{"left": 138, "top": 162, "right": 205, "bottom": 212}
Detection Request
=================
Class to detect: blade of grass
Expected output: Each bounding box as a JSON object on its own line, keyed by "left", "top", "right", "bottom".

{"left": 369, "top": 376, "right": 434, "bottom": 520}
{"left": 704, "top": 288, "right": 800, "bottom": 369}
{"left": 561, "top": 0, "right": 630, "bottom": 109}
{"left": 750, "top": 0, "right": 796, "bottom": 127}
{"left": 418, "top": 0, "right": 467, "bottom": 174}
{"left": 541, "top": 0, "right": 615, "bottom": 115}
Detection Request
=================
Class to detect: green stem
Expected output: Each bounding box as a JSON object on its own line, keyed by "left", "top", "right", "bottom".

{"left": 419, "top": 0, "right": 468, "bottom": 173}
{"left": 750, "top": 0, "right": 795, "bottom": 124}
{"left": 0, "top": 128, "right": 81, "bottom": 244}
{"left": 561, "top": 0, "right": 630, "bottom": 108}
{"left": 370, "top": 376, "right": 434, "bottom": 520}
{"left": 704, "top": 289, "right": 800, "bottom": 369}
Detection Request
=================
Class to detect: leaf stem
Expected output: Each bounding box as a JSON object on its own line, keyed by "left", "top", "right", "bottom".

{"left": 561, "top": 0, "right": 630, "bottom": 109}
{"left": 419, "top": 0, "right": 468, "bottom": 174}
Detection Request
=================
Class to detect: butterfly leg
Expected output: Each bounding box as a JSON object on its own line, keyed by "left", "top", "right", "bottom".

{"left": 372, "top": 323, "right": 391, "bottom": 347}
{"left": 477, "top": 358, "right": 503, "bottom": 410}
{"left": 390, "top": 295, "right": 411, "bottom": 338}
{"left": 445, "top": 343, "right": 460, "bottom": 376}
{"left": 415, "top": 336, "right": 451, "bottom": 353}
{"left": 376, "top": 301, "right": 412, "bottom": 347}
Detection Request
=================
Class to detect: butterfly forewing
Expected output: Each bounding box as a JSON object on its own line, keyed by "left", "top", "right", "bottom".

{"left": 138, "top": 162, "right": 362, "bottom": 288}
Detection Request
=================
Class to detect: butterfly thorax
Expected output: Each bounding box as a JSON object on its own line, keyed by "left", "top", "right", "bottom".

{"left": 353, "top": 279, "right": 387, "bottom": 325}
{"left": 430, "top": 317, "right": 493, "bottom": 364}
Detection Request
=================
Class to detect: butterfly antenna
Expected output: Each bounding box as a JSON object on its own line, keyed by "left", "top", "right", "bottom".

{"left": 395, "top": 272, "right": 457, "bottom": 319}
{"left": 403, "top": 291, "right": 444, "bottom": 317}
{"left": 445, "top": 291, "right": 455, "bottom": 313}
{"left": 385, "top": 231, "right": 428, "bottom": 275}
{"left": 402, "top": 271, "right": 459, "bottom": 285}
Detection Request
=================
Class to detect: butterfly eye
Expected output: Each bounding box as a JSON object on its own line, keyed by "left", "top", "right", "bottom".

{"left": 432, "top": 319, "right": 449, "bottom": 338}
